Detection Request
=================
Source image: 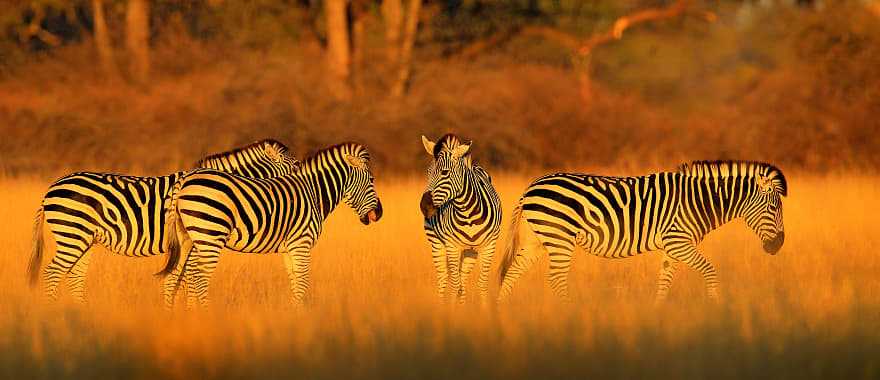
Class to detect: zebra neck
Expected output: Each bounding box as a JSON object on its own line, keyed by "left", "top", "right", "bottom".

{"left": 687, "top": 175, "right": 753, "bottom": 235}
{"left": 299, "top": 158, "right": 347, "bottom": 220}
{"left": 451, "top": 169, "right": 483, "bottom": 214}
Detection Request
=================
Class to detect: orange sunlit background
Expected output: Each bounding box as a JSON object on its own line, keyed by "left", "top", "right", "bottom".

{"left": 0, "top": 1, "right": 878, "bottom": 379}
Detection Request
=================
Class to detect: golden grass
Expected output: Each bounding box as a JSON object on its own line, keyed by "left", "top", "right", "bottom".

{"left": 1, "top": 174, "right": 878, "bottom": 379}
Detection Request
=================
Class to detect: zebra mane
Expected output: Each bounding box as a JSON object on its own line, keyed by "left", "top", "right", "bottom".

{"left": 677, "top": 160, "right": 787, "bottom": 196}
{"left": 195, "top": 139, "right": 292, "bottom": 167}
{"left": 302, "top": 142, "right": 370, "bottom": 165}
{"left": 433, "top": 133, "right": 471, "bottom": 159}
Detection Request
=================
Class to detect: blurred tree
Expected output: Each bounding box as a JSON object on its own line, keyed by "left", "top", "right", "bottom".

{"left": 326, "top": 0, "right": 352, "bottom": 99}
{"left": 91, "top": 0, "right": 119, "bottom": 79}
{"left": 126, "top": 0, "right": 150, "bottom": 85}
{"left": 382, "top": 0, "right": 403, "bottom": 65}
{"left": 390, "top": 0, "right": 421, "bottom": 97}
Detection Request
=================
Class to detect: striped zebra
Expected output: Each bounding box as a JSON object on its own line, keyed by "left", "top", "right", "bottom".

{"left": 497, "top": 161, "right": 786, "bottom": 303}
{"left": 26, "top": 139, "right": 300, "bottom": 302}
{"left": 420, "top": 134, "right": 502, "bottom": 304}
{"left": 158, "top": 142, "right": 382, "bottom": 308}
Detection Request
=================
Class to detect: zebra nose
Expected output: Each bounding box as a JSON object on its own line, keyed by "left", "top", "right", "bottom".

{"left": 420, "top": 192, "right": 436, "bottom": 219}
{"left": 763, "top": 231, "right": 784, "bottom": 255}
{"left": 369, "top": 200, "right": 383, "bottom": 222}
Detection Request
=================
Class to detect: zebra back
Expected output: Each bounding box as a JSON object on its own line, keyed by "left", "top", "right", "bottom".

{"left": 195, "top": 139, "right": 300, "bottom": 178}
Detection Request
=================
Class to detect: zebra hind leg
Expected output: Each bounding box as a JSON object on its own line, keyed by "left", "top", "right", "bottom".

{"left": 187, "top": 242, "right": 223, "bottom": 308}
{"left": 654, "top": 254, "right": 680, "bottom": 304}
{"left": 43, "top": 230, "right": 94, "bottom": 301}
{"left": 162, "top": 230, "right": 194, "bottom": 310}
{"left": 544, "top": 243, "right": 575, "bottom": 302}
{"left": 497, "top": 228, "right": 544, "bottom": 303}
{"left": 283, "top": 242, "right": 313, "bottom": 307}
{"left": 66, "top": 250, "right": 93, "bottom": 303}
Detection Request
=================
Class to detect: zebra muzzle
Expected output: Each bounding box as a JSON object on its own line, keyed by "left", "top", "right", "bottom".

{"left": 763, "top": 231, "right": 784, "bottom": 255}
{"left": 361, "top": 201, "right": 383, "bottom": 225}
{"left": 420, "top": 191, "right": 437, "bottom": 219}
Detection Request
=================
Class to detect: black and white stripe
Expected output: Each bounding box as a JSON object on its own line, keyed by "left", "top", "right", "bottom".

{"left": 419, "top": 134, "right": 502, "bottom": 304}
{"left": 497, "top": 161, "right": 787, "bottom": 302}
{"left": 26, "top": 139, "right": 300, "bottom": 302}
{"left": 158, "top": 143, "right": 383, "bottom": 308}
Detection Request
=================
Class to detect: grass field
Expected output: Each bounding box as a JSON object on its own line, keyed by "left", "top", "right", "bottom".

{"left": 1, "top": 173, "right": 878, "bottom": 379}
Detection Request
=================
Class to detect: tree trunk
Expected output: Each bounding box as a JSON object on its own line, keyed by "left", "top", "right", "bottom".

{"left": 382, "top": 0, "right": 403, "bottom": 65}
{"left": 325, "top": 0, "right": 352, "bottom": 100}
{"left": 351, "top": 8, "right": 366, "bottom": 93}
{"left": 126, "top": 0, "right": 150, "bottom": 85}
{"left": 390, "top": 0, "right": 421, "bottom": 98}
{"left": 92, "top": 0, "right": 119, "bottom": 79}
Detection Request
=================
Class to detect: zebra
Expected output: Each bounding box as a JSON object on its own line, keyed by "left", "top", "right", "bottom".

{"left": 420, "top": 134, "right": 502, "bottom": 304}
{"left": 158, "top": 142, "right": 383, "bottom": 308}
{"left": 26, "top": 139, "right": 300, "bottom": 303}
{"left": 497, "top": 160, "right": 786, "bottom": 303}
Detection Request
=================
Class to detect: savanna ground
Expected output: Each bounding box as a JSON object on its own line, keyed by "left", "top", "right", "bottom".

{"left": 1, "top": 172, "right": 878, "bottom": 379}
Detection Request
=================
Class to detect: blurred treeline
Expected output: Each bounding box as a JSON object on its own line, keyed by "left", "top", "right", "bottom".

{"left": 0, "top": 0, "right": 878, "bottom": 177}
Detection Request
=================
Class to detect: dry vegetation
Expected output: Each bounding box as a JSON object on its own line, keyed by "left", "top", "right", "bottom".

{"left": 2, "top": 172, "right": 878, "bottom": 379}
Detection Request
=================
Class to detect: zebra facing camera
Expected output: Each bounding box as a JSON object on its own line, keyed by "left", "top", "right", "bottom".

{"left": 420, "top": 191, "right": 437, "bottom": 219}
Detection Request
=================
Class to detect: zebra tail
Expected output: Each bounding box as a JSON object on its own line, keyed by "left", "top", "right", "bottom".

{"left": 27, "top": 207, "right": 45, "bottom": 287}
{"left": 498, "top": 203, "right": 523, "bottom": 285}
{"left": 156, "top": 182, "right": 183, "bottom": 277}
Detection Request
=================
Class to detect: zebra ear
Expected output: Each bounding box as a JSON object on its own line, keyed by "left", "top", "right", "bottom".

{"left": 421, "top": 136, "right": 435, "bottom": 156}
{"left": 264, "top": 145, "right": 281, "bottom": 162}
{"left": 452, "top": 141, "right": 472, "bottom": 159}
{"left": 344, "top": 154, "right": 367, "bottom": 170}
{"left": 757, "top": 174, "right": 772, "bottom": 193}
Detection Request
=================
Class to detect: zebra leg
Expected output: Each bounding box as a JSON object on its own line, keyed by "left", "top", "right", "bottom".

{"left": 445, "top": 244, "right": 466, "bottom": 304}
{"left": 426, "top": 233, "right": 448, "bottom": 301}
{"left": 474, "top": 241, "right": 497, "bottom": 306}
{"left": 43, "top": 230, "right": 94, "bottom": 301}
{"left": 187, "top": 242, "right": 223, "bottom": 308}
{"left": 162, "top": 232, "right": 194, "bottom": 310}
{"left": 282, "top": 244, "right": 313, "bottom": 306}
{"left": 654, "top": 254, "right": 680, "bottom": 304}
{"left": 545, "top": 243, "right": 575, "bottom": 302}
{"left": 66, "top": 250, "right": 92, "bottom": 303}
{"left": 497, "top": 236, "right": 544, "bottom": 302}
{"left": 665, "top": 242, "right": 720, "bottom": 301}
{"left": 460, "top": 250, "right": 477, "bottom": 284}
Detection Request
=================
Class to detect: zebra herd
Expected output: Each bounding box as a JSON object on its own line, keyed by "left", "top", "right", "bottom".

{"left": 26, "top": 134, "right": 787, "bottom": 307}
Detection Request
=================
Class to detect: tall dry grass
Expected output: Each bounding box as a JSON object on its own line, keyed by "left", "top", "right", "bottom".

{"left": 1, "top": 173, "right": 878, "bottom": 379}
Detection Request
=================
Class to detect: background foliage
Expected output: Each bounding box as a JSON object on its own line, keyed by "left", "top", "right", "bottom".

{"left": 0, "top": 0, "right": 878, "bottom": 176}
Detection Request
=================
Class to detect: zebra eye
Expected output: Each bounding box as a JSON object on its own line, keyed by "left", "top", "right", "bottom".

{"left": 440, "top": 169, "right": 450, "bottom": 176}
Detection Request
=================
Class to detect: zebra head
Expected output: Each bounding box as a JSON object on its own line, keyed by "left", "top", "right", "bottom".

{"left": 261, "top": 140, "right": 302, "bottom": 172}
{"left": 339, "top": 144, "right": 383, "bottom": 225}
{"left": 744, "top": 166, "right": 787, "bottom": 255}
{"left": 420, "top": 134, "right": 472, "bottom": 219}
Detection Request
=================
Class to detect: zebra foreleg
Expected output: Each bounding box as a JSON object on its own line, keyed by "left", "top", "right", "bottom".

{"left": 665, "top": 242, "right": 720, "bottom": 301}
{"left": 445, "top": 244, "right": 466, "bottom": 304}
{"left": 460, "top": 250, "right": 477, "bottom": 282}
{"left": 474, "top": 242, "right": 496, "bottom": 306}
{"left": 654, "top": 254, "right": 680, "bottom": 304}
{"left": 427, "top": 237, "right": 449, "bottom": 301}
